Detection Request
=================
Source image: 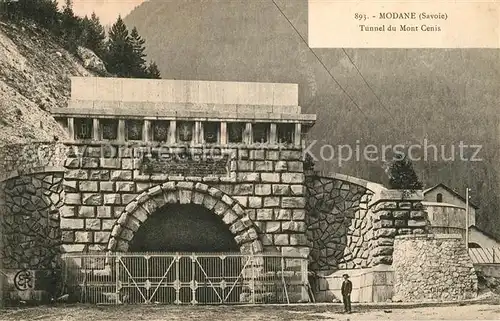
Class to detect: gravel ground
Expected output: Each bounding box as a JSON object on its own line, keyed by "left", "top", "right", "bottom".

{"left": 1, "top": 300, "right": 500, "bottom": 321}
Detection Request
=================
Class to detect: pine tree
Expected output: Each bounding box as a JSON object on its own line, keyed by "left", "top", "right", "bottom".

{"left": 105, "top": 15, "right": 135, "bottom": 77}
{"left": 387, "top": 155, "right": 423, "bottom": 190}
{"left": 129, "top": 27, "right": 147, "bottom": 77}
{"left": 79, "top": 12, "right": 106, "bottom": 58}
{"left": 145, "top": 61, "right": 161, "bottom": 79}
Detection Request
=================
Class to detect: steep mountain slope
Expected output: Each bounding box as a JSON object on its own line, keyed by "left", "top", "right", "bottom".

{"left": 0, "top": 20, "right": 95, "bottom": 145}
{"left": 124, "top": 0, "right": 500, "bottom": 237}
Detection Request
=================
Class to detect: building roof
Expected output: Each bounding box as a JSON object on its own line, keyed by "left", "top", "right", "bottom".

{"left": 423, "top": 183, "right": 479, "bottom": 209}
{"left": 469, "top": 225, "right": 500, "bottom": 242}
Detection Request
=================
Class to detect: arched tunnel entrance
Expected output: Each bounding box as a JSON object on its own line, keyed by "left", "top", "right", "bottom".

{"left": 129, "top": 203, "right": 239, "bottom": 252}
{"left": 123, "top": 203, "right": 242, "bottom": 304}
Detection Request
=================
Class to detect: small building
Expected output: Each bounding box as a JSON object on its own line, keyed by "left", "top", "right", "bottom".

{"left": 423, "top": 183, "right": 500, "bottom": 248}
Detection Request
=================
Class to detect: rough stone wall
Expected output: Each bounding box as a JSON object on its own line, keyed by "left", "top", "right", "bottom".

{"left": 392, "top": 234, "right": 478, "bottom": 301}
{"left": 306, "top": 175, "right": 374, "bottom": 271}
{"left": 306, "top": 180, "right": 430, "bottom": 273}
{"left": 60, "top": 143, "right": 308, "bottom": 258}
{"left": 0, "top": 142, "right": 66, "bottom": 182}
{"left": 0, "top": 172, "right": 64, "bottom": 269}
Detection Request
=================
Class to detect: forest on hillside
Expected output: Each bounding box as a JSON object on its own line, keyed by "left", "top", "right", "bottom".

{"left": 123, "top": 0, "right": 500, "bottom": 237}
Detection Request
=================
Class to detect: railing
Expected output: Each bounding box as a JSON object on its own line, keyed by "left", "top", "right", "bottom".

{"left": 60, "top": 252, "right": 309, "bottom": 305}
{"left": 468, "top": 248, "right": 500, "bottom": 264}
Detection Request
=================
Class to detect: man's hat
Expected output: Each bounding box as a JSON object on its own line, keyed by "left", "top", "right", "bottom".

{"left": 342, "top": 273, "right": 349, "bottom": 278}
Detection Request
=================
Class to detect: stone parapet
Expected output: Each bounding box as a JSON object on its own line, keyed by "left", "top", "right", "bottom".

{"left": 392, "top": 234, "right": 478, "bottom": 302}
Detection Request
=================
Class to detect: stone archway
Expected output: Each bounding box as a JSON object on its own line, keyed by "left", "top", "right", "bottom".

{"left": 106, "top": 181, "right": 264, "bottom": 255}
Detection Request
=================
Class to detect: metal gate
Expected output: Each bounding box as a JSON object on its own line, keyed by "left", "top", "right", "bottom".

{"left": 61, "top": 252, "right": 309, "bottom": 304}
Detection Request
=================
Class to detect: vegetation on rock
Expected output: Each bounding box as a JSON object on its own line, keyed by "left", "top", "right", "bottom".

{"left": 0, "top": 0, "right": 160, "bottom": 78}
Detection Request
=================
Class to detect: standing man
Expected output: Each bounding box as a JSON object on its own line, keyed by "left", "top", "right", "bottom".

{"left": 341, "top": 273, "right": 352, "bottom": 313}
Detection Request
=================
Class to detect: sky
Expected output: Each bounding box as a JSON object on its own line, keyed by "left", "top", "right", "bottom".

{"left": 62, "top": 0, "right": 146, "bottom": 25}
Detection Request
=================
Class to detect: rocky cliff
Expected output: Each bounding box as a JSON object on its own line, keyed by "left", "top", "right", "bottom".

{"left": 0, "top": 20, "right": 96, "bottom": 145}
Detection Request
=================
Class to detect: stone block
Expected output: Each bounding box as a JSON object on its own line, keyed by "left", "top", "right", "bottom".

{"left": 256, "top": 208, "right": 274, "bottom": 220}
{"left": 97, "top": 206, "right": 113, "bottom": 218}
{"left": 292, "top": 209, "right": 306, "bottom": 220}
{"left": 410, "top": 211, "right": 426, "bottom": 219}
{"left": 234, "top": 184, "right": 253, "bottom": 195}
{"left": 263, "top": 197, "right": 280, "bottom": 207}
{"left": 104, "top": 194, "right": 121, "bottom": 205}
{"left": 95, "top": 231, "right": 111, "bottom": 243}
{"left": 65, "top": 157, "right": 80, "bottom": 169}
{"left": 255, "top": 161, "right": 273, "bottom": 171}
{"left": 275, "top": 161, "right": 287, "bottom": 171}
{"left": 61, "top": 231, "right": 74, "bottom": 243}
{"left": 65, "top": 193, "right": 81, "bottom": 205}
{"left": 282, "top": 221, "right": 307, "bottom": 232}
{"left": 233, "top": 196, "right": 248, "bottom": 207}
{"left": 65, "top": 169, "right": 89, "bottom": 180}
{"left": 408, "top": 220, "right": 427, "bottom": 227}
{"left": 61, "top": 218, "right": 84, "bottom": 230}
{"left": 63, "top": 180, "right": 78, "bottom": 192}
{"left": 85, "top": 218, "right": 101, "bottom": 230}
{"left": 246, "top": 209, "right": 257, "bottom": 220}
{"left": 266, "top": 221, "right": 281, "bottom": 233}
{"left": 266, "top": 150, "right": 279, "bottom": 160}
{"left": 61, "top": 244, "right": 86, "bottom": 253}
{"left": 122, "top": 194, "right": 137, "bottom": 205}
{"left": 281, "top": 197, "right": 305, "bottom": 208}
{"left": 116, "top": 182, "right": 135, "bottom": 192}
{"left": 280, "top": 150, "right": 302, "bottom": 160}
{"left": 89, "top": 170, "right": 110, "bottom": 180}
{"left": 248, "top": 196, "right": 262, "bottom": 208}
{"left": 250, "top": 150, "right": 265, "bottom": 160}
{"left": 114, "top": 206, "right": 125, "bottom": 217}
{"left": 237, "top": 173, "right": 260, "bottom": 182}
{"left": 272, "top": 184, "right": 290, "bottom": 195}
{"left": 101, "top": 219, "right": 116, "bottom": 230}
{"left": 78, "top": 206, "right": 96, "bottom": 218}
{"left": 255, "top": 184, "right": 272, "bottom": 196}
{"left": 222, "top": 210, "right": 239, "bottom": 225}
{"left": 290, "top": 185, "right": 305, "bottom": 196}
{"left": 100, "top": 182, "right": 114, "bottom": 192}
{"left": 60, "top": 206, "right": 76, "bottom": 218}
{"left": 392, "top": 210, "right": 409, "bottom": 219}
{"left": 237, "top": 160, "right": 253, "bottom": 171}
{"left": 275, "top": 209, "right": 292, "bottom": 220}
{"left": 121, "top": 159, "right": 134, "bottom": 169}
{"left": 82, "top": 193, "right": 103, "bottom": 205}
{"left": 136, "top": 183, "right": 151, "bottom": 192}
{"left": 81, "top": 157, "right": 99, "bottom": 168}
{"left": 110, "top": 170, "right": 133, "bottom": 180}
{"left": 375, "top": 228, "right": 397, "bottom": 238}
{"left": 287, "top": 161, "right": 303, "bottom": 172}
{"left": 100, "top": 158, "right": 121, "bottom": 169}
{"left": 79, "top": 181, "right": 98, "bottom": 192}
{"left": 261, "top": 173, "right": 280, "bottom": 183}
{"left": 289, "top": 234, "right": 308, "bottom": 246}
{"left": 274, "top": 234, "right": 289, "bottom": 246}
{"left": 398, "top": 202, "right": 412, "bottom": 209}
{"left": 281, "top": 173, "right": 304, "bottom": 184}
